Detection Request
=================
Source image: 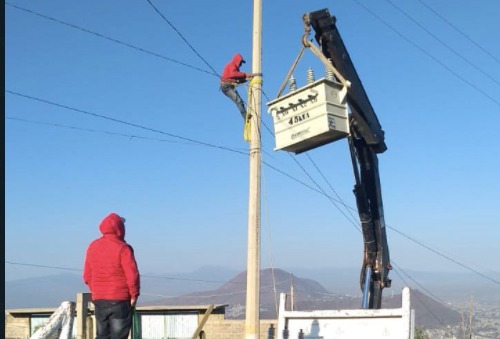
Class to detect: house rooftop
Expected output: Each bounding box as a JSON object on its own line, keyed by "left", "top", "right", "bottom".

{"left": 6, "top": 304, "right": 228, "bottom": 316}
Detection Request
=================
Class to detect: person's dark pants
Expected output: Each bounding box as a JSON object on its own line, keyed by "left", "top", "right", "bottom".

{"left": 220, "top": 83, "right": 247, "bottom": 120}
{"left": 93, "top": 300, "right": 133, "bottom": 339}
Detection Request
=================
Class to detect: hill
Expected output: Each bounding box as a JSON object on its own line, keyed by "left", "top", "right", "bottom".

{"left": 5, "top": 273, "right": 88, "bottom": 309}
{"left": 4, "top": 267, "right": 473, "bottom": 328}
{"left": 149, "top": 268, "right": 461, "bottom": 328}
{"left": 5, "top": 265, "right": 238, "bottom": 308}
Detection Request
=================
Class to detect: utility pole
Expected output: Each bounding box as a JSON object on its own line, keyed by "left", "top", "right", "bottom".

{"left": 245, "top": 0, "right": 262, "bottom": 338}
{"left": 468, "top": 297, "right": 474, "bottom": 338}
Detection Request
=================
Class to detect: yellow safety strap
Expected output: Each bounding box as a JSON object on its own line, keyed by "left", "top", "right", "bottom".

{"left": 243, "top": 119, "right": 251, "bottom": 142}
{"left": 243, "top": 76, "right": 263, "bottom": 142}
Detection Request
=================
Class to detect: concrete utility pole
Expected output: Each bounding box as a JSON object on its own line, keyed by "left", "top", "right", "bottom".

{"left": 245, "top": 0, "right": 262, "bottom": 338}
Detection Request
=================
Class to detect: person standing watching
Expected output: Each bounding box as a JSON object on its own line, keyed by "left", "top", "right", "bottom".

{"left": 83, "top": 213, "right": 140, "bottom": 339}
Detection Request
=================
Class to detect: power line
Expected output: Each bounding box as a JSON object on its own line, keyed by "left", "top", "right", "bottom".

{"left": 143, "top": 0, "right": 281, "bottom": 144}
{"left": 391, "top": 262, "right": 448, "bottom": 328}
{"left": 7, "top": 0, "right": 354, "bottom": 251}
{"left": 392, "top": 262, "right": 469, "bottom": 337}
{"left": 417, "top": 0, "right": 500, "bottom": 65}
{"left": 144, "top": 0, "right": 220, "bottom": 77}
{"left": 392, "top": 261, "right": 455, "bottom": 310}
{"left": 4, "top": 110, "right": 336, "bottom": 203}
{"left": 304, "top": 153, "right": 465, "bottom": 323}
{"left": 6, "top": 116, "right": 197, "bottom": 146}
{"left": 8, "top": 89, "right": 500, "bottom": 290}
{"left": 5, "top": 89, "right": 246, "bottom": 156}
{"left": 284, "top": 143, "right": 500, "bottom": 288}
{"left": 298, "top": 155, "right": 500, "bottom": 287}
{"left": 387, "top": 225, "right": 500, "bottom": 287}
{"left": 5, "top": 261, "right": 245, "bottom": 285}
{"left": 6, "top": 261, "right": 83, "bottom": 273}
{"left": 6, "top": 0, "right": 496, "bottom": 294}
{"left": 4, "top": 90, "right": 336, "bottom": 202}
{"left": 310, "top": 170, "right": 500, "bottom": 287}
{"left": 5, "top": 260, "right": 309, "bottom": 301}
{"left": 6, "top": 1, "right": 498, "bottom": 308}
{"left": 5, "top": 2, "right": 217, "bottom": 77}
{"left": 289, "top": 153, "right": 362, "bottom": 233}
{"left": 142, "top": 0, "right": 279, "bottom": 109}
{"left": 6, "top": 114, "right": 279, "bottom": 161}
{"left": 306, "top": 153, "right": 361, "bottom": 228}
{"left": 383, "top": 0, "right": 500, "bottom": 88}
{"left": 351, "top": 0, "right": 500, "bottom": 107}
{"left": 295, "top": 150, "right": 496, "bottom": 317}
{"left": 5, "top": 0, "right": 273, "bottom": 137}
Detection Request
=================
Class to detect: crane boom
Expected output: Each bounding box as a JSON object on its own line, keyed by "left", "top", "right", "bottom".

{"left": 305, "top": 8, "right": 392, "bottom": 308}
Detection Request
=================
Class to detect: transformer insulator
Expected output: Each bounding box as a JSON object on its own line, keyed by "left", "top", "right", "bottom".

{"left": 289, "top": 75, "right": 297, "bottom": 92}
{"left": 306, "top": 67, "right": 315, "bottom": 84}
{"left": 326, "top": 58, "right": 335, "bottom": 81}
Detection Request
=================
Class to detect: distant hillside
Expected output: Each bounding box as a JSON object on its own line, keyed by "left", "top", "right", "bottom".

{"left": 139, "top": 265, "right": 239, "bottom": 304}
{"left": 284, "top": 266, "right": 500, "bottom": 303}
{"left": 5, "top": 265, "right": 238, "bottom": 309}
{"left": 149, "top": 268, "right": 461, "bottom": 328}
{"left": 5, "top": 273, "right": 88, "bottom": 309}
{"left": 4, "top": 267, "right": 477, "bottom": 329}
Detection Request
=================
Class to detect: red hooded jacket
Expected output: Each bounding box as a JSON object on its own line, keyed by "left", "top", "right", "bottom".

{"left": 83, "top": 213, "right": 140, "bottom": 301}
{"left": 221, "top": 53, "right": 248, "bottom": 84}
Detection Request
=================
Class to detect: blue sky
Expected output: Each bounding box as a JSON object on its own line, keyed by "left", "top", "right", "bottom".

{"left": 5, "top": 0, "right": 500, "bottom": 295}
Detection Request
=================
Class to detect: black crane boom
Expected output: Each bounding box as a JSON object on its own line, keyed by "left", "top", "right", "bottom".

{"left": 305, "top": 8, "right": 392, "bottom": 309}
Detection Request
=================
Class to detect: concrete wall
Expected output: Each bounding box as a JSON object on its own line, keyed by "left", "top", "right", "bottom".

{"left": 202, "top": 315, "right": 277, "bottom": 339}
{"left": 5, "top": 313, "right": 31, "bottom": 339}
{"left": 5, "top": 311, "right": 277, "bottom": 339}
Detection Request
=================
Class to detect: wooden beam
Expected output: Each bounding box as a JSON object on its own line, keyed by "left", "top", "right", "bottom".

{"left": 191, "top": 304, "right": 214, "bottom": 339}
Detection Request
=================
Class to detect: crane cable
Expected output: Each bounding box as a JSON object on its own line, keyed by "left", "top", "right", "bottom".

{"left": 274, "top": 23, "right": 351, "bottom": 101}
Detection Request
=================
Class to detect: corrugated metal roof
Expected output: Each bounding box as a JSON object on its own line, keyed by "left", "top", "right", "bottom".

{"left": 6, "top": 304, "right": 228, "bottom": 315}
{"left": 136, "top": 304, "right": 227, "bottom": 312}
{"left": 6, "top": 308, "right": 58, "bottom": 315}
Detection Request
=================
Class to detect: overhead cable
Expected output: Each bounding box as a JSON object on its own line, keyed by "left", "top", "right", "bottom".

{"left": 144, "top": 0, "right": 220, "bottom": 77}
{"left": 5, "top": 261, "right": 245, "bottom": 285}
{"left": 5, "top": 2, "right": 217, "bottom": 77}
{"left": 7, "top": 90, "right": 500, "bottom": 289}
{"left": 384, "top": 0, "right": 500, "bottom": 88}
{"left": 391, "top": 262, "right": 448, "bottom": 328}
{"left": 6, "top": 90, "right": 246, "bottom": 156}
{"left": 387, "top": 225, "right": 500, "bottom": 287}
{"left": 351, "top": 0, "right": 500, "bottom": 107}
{"left": 6, "top": 116, "right": 197, "bottom": 146}
{"left": 417, "top": 0, "right": 500, "bottom": 65}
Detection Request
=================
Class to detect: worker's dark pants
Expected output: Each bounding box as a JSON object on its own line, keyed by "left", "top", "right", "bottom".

{"left": 93, "top": 300, "right": 133, "bottom": 339}
{"left": 220, "top": 83, "right": 246, "bottom": 119}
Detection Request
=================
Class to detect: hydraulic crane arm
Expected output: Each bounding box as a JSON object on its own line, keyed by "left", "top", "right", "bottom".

{"left": 305, "top": 8, "right": 392, "bottom": 309}
{"left": 305, "top": 9, "right": 386, "bottom": 154}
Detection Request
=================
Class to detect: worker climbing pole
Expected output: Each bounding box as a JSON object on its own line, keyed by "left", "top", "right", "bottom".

{"left": 219, "top": 52, "right": 261, "bottom": 141}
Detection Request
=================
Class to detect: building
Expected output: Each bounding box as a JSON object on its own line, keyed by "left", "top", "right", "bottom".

{"left": 5, "top": 293, "right": 277, "bottom": 339}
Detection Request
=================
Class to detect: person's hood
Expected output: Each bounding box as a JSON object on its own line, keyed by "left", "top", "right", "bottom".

{"left": 99, "top": 213, "right": 125, "bottom": 240}
{"left": 232, "top": 53, "right": 246, "bottom": 66}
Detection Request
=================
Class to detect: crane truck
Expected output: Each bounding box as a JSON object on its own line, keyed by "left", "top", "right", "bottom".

{"left": 267, "top": 8, "right": 413, "bottom": 338}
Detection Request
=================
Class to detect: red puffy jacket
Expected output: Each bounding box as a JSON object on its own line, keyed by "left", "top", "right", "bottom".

{"left": 221, "top": 53, "right": 248, "bottom": 84}
{"left": 83, "top": 213, "right": 140, "bottom": 301}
